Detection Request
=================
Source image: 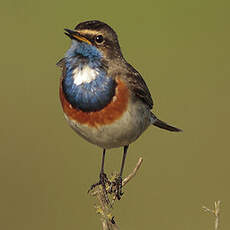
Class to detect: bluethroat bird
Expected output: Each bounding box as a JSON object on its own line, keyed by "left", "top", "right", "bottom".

{"left": 57, "top": 20, "right": 181, "bottom": 199}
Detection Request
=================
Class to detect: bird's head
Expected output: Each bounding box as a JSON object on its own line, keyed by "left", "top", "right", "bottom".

{"left": 64, "top": 20, "right": 122, "bottom": 62}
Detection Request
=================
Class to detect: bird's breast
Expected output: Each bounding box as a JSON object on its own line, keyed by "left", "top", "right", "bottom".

{"left": 62, "top": 65, "right": 116, "bottom": 112}
{"left": 60, "top": 74, "right": 130, "bottom": 127}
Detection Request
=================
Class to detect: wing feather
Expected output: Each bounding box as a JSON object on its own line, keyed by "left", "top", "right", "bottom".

{"left": 125, "top": 63, "right": 153, "bottom": 109}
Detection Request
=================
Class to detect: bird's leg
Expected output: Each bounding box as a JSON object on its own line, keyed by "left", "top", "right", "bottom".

{"left": 115, "top": 145, "right": 129, "bottom": 200}
{"left": 88, "top": 149, "right": 108, "bottom": 193}
{"left": 99, "top": 149, "right": 108, "bottom": 192}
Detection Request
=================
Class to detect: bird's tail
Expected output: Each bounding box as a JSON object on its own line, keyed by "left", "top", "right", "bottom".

{"left": 151, "top": 113, "right": 182, "bottom": 132}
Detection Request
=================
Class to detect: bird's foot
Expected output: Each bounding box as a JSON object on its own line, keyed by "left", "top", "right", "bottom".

{"left": 114, "top": 176, "right": 123, "bottom": 200}
{"left": 88, "top": 172, "right": 109, "bottom": 194}
{"left": 88, "top": 172, "right": 112, "bottom": 206}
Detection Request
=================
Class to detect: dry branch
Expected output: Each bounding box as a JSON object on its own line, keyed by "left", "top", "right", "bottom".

{"left": 203, "top": 200, "right": 221, "bottom": 230}
{"left": 89, "top": 157, "right": 143, "bottom": 230}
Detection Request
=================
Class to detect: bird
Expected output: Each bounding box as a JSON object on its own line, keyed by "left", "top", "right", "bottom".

{"left": 57, "top": 20, "right": 181, "bottom": 199}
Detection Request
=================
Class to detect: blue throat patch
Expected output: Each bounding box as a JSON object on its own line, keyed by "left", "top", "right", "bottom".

{"left": 65, "top": 40, "right": 102, "bottom": 68}
{"left": 63, "top": 41, "right": 116, "bottom": 112}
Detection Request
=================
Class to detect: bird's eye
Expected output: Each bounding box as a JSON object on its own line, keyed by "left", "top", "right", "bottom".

{"left": 95, "top": 35, "right": 104, "bottom": 44}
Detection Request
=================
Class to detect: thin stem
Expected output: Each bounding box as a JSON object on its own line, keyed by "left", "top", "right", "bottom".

{"left": 203, "top": 200, "right": 221, "bottom": 230}
{"left": 122, "top": 157, "right": 143, "bottom": 186}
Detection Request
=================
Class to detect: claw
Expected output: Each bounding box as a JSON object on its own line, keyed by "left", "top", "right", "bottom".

{"left": 88, "top": 172, "right": 109, "bottom": 194}
{"left": 115, "top": 176, "right": 123, "bottom": 200}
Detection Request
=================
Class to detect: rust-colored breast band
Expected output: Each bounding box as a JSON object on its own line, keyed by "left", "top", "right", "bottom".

{"left": 59, "top": 78, "right": 129, "bottom": 127}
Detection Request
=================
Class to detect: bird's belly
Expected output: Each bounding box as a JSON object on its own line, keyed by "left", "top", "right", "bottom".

{"left": 64, "top": 100, "right": 151, "bottom": 149}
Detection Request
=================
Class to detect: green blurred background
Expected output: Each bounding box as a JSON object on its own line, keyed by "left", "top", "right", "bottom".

{"left": 1, "top": 0, "right": 229, "bottom": 229}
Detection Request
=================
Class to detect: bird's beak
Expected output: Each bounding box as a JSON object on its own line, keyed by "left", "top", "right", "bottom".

{"left": 64, "top": 29, "right": 91, "bottom": 45}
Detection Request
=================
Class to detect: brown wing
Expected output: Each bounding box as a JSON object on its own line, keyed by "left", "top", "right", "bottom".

{"left": 125, "top": 63, "right": 153, "bottom": 109}
{"left": 56, "top": 57, "right": 66, "bottom": 68}
{"left": 56, "top": 58, "right": 67, "bottom": 83}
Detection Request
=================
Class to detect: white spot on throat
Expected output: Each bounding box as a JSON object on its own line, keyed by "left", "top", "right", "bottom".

{"left": 72, "top": 66, "right": 99, "bottom": 86}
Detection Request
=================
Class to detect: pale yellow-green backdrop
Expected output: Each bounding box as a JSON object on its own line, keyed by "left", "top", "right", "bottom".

{"left": 1, "top": 0, "right": 229, "bottom": 229}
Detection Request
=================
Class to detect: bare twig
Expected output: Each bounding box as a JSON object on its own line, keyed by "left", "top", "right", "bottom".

{"left": 203, "top": 200, "right": 221, "bottom": 230}
{"left": 122, "top": 157, "right": 143, "bottom": 186}
{"left": 90, "top": 157, "right": 143, "bottom": 230}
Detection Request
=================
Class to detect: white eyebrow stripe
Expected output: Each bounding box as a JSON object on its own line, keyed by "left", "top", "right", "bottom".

{"left": 76, "top": 29, "right": 99, "bottom": 36}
